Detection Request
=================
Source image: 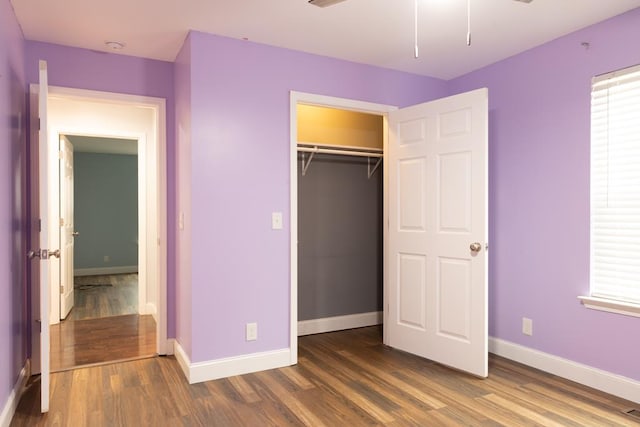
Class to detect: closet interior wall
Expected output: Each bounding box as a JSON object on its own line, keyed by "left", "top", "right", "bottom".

{"left": 297, "top": 105, "right": 383, "bottom": 327}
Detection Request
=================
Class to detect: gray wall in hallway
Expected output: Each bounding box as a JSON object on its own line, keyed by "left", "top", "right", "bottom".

{"left": 74, "top": 152, "right": 138, "bottom": 270}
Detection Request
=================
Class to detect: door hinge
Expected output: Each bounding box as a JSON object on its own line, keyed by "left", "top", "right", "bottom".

{"left": 60, "top": 285, "right": 64, "bottom": 293}
{"left": 59, "top": 150, "right": 63, "bottom": 159}
{"left": 38, "top": 219, "right": 42, "bottom": 232}
{"left": 38, "top": 118, "right": 40, "bottom": 131}
{"left": 60, "top": 218, "right": 64, "bottom": 227}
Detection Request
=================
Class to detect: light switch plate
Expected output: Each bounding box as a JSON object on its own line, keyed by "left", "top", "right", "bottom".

{"left": 272, "top": 212, "right": 283, "bottom": 230}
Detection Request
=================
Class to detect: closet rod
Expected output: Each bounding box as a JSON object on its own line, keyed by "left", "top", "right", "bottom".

{"left": 297, "top": 146, "right": 383, "bottom": 158}
{"left": 298, "top": 142, "right": 383, "bottom": 153}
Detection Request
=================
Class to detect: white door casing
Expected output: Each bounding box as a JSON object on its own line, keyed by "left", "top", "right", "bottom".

{"left": 60, "top": 135, "right": 74, "bottom": 319}
{"left": 386, "top": 88, "right": 488, "bottom": 377}
{"left": 45, "top": 87, "right": 169, "bottom": 354}
{"left": 288, "top": 91, "right": 395, "bottom": 363}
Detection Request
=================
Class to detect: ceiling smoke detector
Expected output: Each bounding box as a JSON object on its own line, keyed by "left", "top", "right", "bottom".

{"left": 105, "top": 41, "right": 125, "bottom": 50}
{"left": 308, "top": 0, "right": 347, "bottom": 7}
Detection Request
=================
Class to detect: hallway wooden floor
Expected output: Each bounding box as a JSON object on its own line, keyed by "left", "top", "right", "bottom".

{"left": 50, "top": 273, "right": 156, "bottom": 372}
{"left": 12, "top": 326, "right": 640, "bottom": 426}
{"left": 50, "top": 314, "right": 156, "bottom": 371}
{"left": 69, "top": 273, "right": 138, "bottom": 321}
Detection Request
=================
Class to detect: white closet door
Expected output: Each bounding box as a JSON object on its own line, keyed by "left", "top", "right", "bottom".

{"left": 386, "top": 88, "right": 488, "bottom": 378}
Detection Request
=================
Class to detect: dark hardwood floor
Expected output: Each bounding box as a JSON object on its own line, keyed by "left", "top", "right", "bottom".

{"left": 69, "top": 273, "right": 138, "bottom": 321}
{"left": 50, "top": 314, "right": 157, "bottom": 372}
{"left": 13, "top": 326, "right": 640, "bottom": 426}
{"left": 50, "top": 273, "right": 156, "bottom": 372}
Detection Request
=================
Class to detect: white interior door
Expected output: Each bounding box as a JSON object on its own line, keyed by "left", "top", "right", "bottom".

{"left": 28, "top": 59, "right": 51, "bottom": 413}
{"left": 386, "top": 88, "right": 488, "bottom": 378}
{"left": 60, "top": 135, "right": 75, "bottom": 319}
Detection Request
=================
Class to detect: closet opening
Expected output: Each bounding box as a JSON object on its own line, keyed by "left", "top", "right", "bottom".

{"left": 296, "top": 103, "right": 385, "bottom": 337}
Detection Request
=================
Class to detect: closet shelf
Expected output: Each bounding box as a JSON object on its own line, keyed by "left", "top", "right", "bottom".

{"left": 297, "top": 143, "right": 383, "bottom": 178}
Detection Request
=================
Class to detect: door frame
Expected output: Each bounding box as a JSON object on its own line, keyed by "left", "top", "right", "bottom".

{"left": 30, "top": 85, "right": 169, "bottom": 358}
{"left": 288, "top": 91, "right": 396, "bottom": 363}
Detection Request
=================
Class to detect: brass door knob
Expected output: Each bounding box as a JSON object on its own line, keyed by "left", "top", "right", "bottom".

{"left": 470, "top": 242, "right": 482, "bottom": 253}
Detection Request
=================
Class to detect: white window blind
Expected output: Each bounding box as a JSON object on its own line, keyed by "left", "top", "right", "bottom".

{"left": 591, "top": 64, "right": 640, "bottom": 305}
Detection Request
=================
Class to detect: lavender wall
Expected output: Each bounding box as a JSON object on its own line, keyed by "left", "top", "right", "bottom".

{"left": 0, "top": 0, "right": 27, "bottom": 410}
{"left": 449, "top": 7, "right": 640, "bottom": 381}
{"left": 183, "top": 31, "right": 448, "bottom": 362}
{"left": 174, "top": 33, "right": 193, "bottom": 356}
{"left": 24, "top": 42, "right": 177, "bottom": 338}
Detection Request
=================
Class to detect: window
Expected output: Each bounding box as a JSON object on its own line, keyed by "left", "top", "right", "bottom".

{"left": 582, "top": 64, "right": 640, "bottom": 316}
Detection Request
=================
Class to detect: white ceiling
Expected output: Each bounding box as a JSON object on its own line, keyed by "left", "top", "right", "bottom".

{"left": 10, "top": 0, "right": 640, "bottom": 79}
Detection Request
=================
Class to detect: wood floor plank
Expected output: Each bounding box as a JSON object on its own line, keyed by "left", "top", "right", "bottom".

{"left": 50, "top": 314, "right": 156, "bottom": 371}
{"left": 524, "top": 383, "right": 639, "bottom": 426}
{"left": 227, "top": 375, "right": 262, "bottom": 404}
{"left": 279, "top": 366, "right": 316, "bottom": 391}
{"left": 254, "top": 371, "right": 328, "bottom": 427}
{"left": 71, "top": 273, "right": 138, "bottom": 320}
{"left": 463, "top": 366, "right": 629, "bottom": 426}
{"left": 12, "top": 326, "right": 640, "bottom": 426}
{"left": 396, "top": 369, "right": 534, "bottom": 426}
{"left": 51, "top": 273, "right": 156, "bottom": 373}
{"left": 293, "top": 385, "right": 379, "bottom": 426}
{"left": 481, "top": 393, "right": 567, "bottom": 427}
{"left": 298, "top": 356, "right": 396, "bottom": 423}
{"left": 340, "top": 350, "right": 448, "bottom": 410}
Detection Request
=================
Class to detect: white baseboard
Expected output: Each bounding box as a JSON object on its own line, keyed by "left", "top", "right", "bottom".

{"left": 490, "top": 337, "right": 640, "bottom": 404}
{"left": 74, "top": 266, "right": 138, "bottom": 276}
{"left": 143, "top": 302, "right": 157, "bottom": 319}
{"left": 298, "top": 311, "right": 382, "bottom": 336}
{"left": 174, "top": 341, "right": 292, "bottom": 384}
{"left": 164, "top": 339, "right": 176, "bottom": 356}
{"left": 0, "top": 360, "right": 30, "bottom": 427}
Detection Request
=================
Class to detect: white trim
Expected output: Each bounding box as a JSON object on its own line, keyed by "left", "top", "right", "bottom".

{"left": 44, "top": 85, "right": 168, "bottom": 356}
{"left": 164, "top": 339, "right": 176, "bottom": 356}
{"left": 489, "top": 337, "right": 640, "bottom": 404}
{"left": 289, "top": 91, "right": 397, "bottom": 367}
{"left": 289, "top": 92, "right": 298, "bottom": 364}
{"left": 382, "top": 115, "right": 390, "bottom": 345}
{"left": 0, "top": 361, "right": 30, "bottom": 427}
{"left": 298, "top": 311, "right": 383, "bottom": 336}
{"left": 74, "top": 266, "right": 139, "bottom": 276}
{"left": 145, "top": 302, "right": 157, "bottom": 318}
{"left": 155, "top": 97, "right": 168, "bottom": 357}
{"left": 174, "top": 341, "right": 190, "bottom": 380}
{"left": 578, "top": 296, "right": 640, "bottom": 318}
{"left": 173, "top": 341, "right": 291, "bottom": 384}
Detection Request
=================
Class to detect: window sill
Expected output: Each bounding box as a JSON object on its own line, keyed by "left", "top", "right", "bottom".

{"left": 578, "top": 296, "right": 640, "bottom": 318}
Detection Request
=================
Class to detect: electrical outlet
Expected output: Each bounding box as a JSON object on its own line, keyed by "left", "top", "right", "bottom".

{"left": 522, "top": 317, "right": 533, "bottom": 336}
{"left": 103, "top": 255, "right": 110, "bottom": 263}
{"left": 246, "top": 322, "right": 258, "bottom": 341}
